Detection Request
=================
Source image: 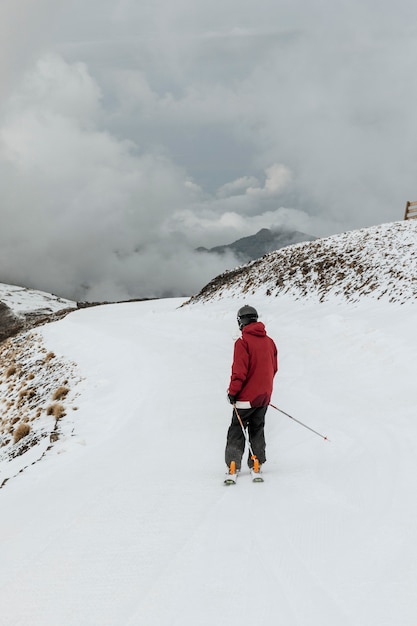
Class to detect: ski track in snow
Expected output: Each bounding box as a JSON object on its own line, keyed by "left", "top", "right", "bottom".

{"left": 0, "top": 296, "right": 417, "bottom": 625}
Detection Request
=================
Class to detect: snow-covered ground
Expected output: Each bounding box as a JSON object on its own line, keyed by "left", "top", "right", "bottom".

{"left": 1, "top": 291, "right": 416, "bottom": 625}
{"left": 0, "top": 282, "right": 76, "bottom": 315}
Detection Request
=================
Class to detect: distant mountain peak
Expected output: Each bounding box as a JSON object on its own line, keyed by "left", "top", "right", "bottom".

{"left": 197, "top": 227, "right": 316, "bottom": 263}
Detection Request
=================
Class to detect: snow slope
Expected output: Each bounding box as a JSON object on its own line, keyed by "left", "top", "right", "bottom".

{"left": 0, "top": 282, "right": 77, "bottom": 342}
{"left": 190, "top": 220, "right": 417, "bottom": 304}
{"left": 0, "top": 283, "right": 76, "bottom": 315}
{"left": 1, "top": 289, "right": 417, "bottom": 625}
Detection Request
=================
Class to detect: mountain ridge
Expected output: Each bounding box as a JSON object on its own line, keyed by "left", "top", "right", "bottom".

{"left": 189, "top": 220, "right": 417, "bottom": 305}
{"left": 0, "top": 283, "right": 77, "bottom": 343}
{"left": 196, "top": 227, "right": 316, "bottom": 262}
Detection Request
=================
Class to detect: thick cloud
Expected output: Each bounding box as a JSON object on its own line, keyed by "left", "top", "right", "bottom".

{"left": 1, "top": 1, "right": 417, "bottom": 300}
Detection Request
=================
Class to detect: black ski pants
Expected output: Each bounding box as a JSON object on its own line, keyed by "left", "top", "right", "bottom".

{"left": 225, "top": 405, "right": 267, "bottom": 470}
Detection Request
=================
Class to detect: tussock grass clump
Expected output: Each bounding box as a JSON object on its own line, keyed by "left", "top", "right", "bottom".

{"left": 16, "top": 386, "right": 36, "bottom": 408}
{"left": 13, "top": 423, "right": 31, "bottom": 444}
{"left": 46, "top": 403, "right": 66, "bottom": 420}
{"left": 52, "top": 386, "right": 70, "bottom": 401}
{"left": 5, "top": 365, "right": 17, "bottom": 378}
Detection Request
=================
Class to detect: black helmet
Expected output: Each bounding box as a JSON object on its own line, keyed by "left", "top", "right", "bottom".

{"left": 237, "top": 305, "right": 258, "bottom": 330}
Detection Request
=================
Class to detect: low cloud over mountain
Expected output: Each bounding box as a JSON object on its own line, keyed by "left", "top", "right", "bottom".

{"left": 197, "top": 227, "right": 316, "bottom": 263}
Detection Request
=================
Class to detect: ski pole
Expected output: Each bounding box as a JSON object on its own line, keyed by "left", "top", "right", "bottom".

{"left": 232, "top": 404, "right": 260, "bottom": 471}
{"left": 269, "top": 403, "right": 330, "bottom": 442}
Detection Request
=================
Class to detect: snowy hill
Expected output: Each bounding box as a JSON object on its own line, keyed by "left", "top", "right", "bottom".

{"left": 0, "top": 282, "right": 76, "bottom": 341}
{"left": 190, "top": 220, "right": 417, "bottom": 304}
{"left": 0, "top": 283, "right": 76, "bottom": 315}
{"left": 1, "top": 221, "right": 417, "bottom": 625}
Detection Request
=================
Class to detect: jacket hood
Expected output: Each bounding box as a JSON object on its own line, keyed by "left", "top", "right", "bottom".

{"left": 242, "top": 321, "right": 266, "bottom": 337}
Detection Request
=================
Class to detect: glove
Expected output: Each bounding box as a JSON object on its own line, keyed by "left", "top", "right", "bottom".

{"left": 227, "top": 393, "right": 236, "bottom": 405}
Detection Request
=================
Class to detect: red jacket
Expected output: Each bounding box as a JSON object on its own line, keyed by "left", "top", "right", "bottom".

{"left": 228, "top": 322, "right": 278, "bottom": 407}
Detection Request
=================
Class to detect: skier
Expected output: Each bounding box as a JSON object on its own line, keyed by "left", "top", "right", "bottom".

{"left": 225, "top": 305, "right": 278, "bottom": 478}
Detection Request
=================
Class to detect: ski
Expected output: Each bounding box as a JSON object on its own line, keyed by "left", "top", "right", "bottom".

{"left": 223, "top": 470, "right": 264, "bottom": 484}
{"left": 224, "top": 461, "right": 238, "bottom": 485}
{"left": 251, "top": 469, "right": 264, "bottom": 483}
{"left": 224, "top": 472, "right": 238, "bottom": 486}
{"left": 223, "top": 458, "right": 264, "bottom": 484}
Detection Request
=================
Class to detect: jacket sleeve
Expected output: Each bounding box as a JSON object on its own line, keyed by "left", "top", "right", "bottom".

{"left": 273, "top": 340, "right": 278, "bottom": 376}
{"left": 228, "top": 338, "right": 249, "bottom": 397}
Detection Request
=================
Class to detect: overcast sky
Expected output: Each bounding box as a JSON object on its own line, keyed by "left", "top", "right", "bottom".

{"left": 1, "top": 0, "right": 417, "bottom": 300}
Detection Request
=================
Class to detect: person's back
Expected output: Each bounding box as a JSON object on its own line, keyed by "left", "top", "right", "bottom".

{"left": 229, "top": 320, "right": 277, "bottom": 408}
{"left": 224, "top": 305, "right": 278, "bottom": 479}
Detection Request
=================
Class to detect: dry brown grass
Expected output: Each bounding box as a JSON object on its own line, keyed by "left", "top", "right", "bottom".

{"left": 13, "top": 423, "right": 31, "bottom": 443}
{"left": 46, "top": 403, "right": 66, "bottom": 420}
{"left": 52, "top": 386, "right": 70, "bottom": 401}
{"left": 5, "top": 365, "right": 17, "bottom": 378}
{"left": 0, "top": 332, "right": 80, "bottom": 477}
